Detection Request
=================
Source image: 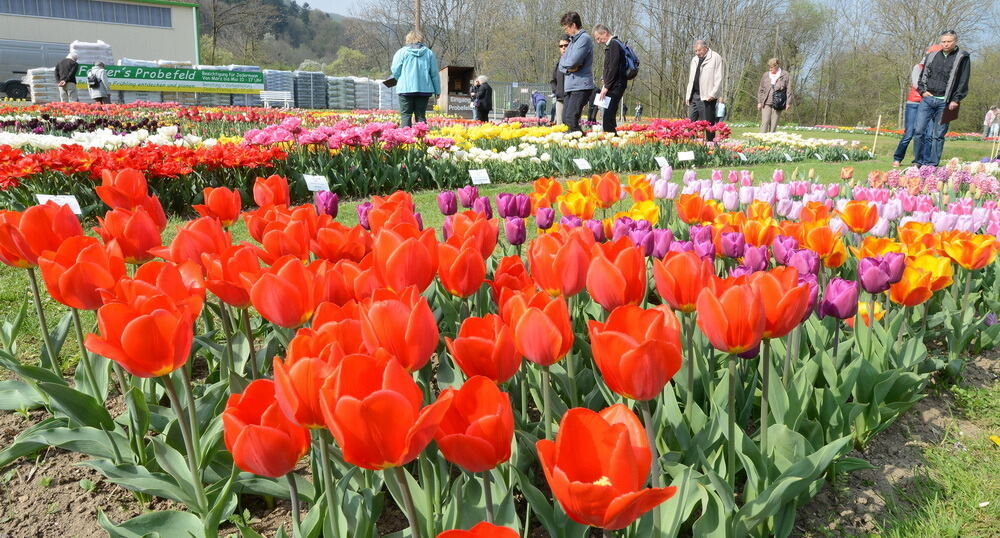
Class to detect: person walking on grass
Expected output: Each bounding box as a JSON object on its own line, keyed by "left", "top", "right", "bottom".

{"left": 893, "top": 45, "right": 942, "bottom": 166}
{"left": 558, "top": 11, "right": 595, "bottom": 132}
{"left": 592, "top": 24, "right": 627, "bottom": 134}
{"left": 685, "top": 39, "right": 724, "bottom": 142}
{"left": 756, "top": 58, "right": 790, "bottom": 133}
{"left": 391, "top": 31, "right": 441, "bottom": 127}
{"left": 913, "top": 30, "right": 970, "bottom": 167}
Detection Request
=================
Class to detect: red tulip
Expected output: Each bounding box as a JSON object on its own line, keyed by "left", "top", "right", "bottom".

{"left": 445, "top": 314, "right": 522, "bottom": 383}
{"left": 586, "top": 237, "right": 647, "bottom": 311}
{"left": 695, "top": 284, "right": 765, "bottom": 354}
{"left": 748, "top": 266, "right": 811, "bottom": 339}
{"left": 96, "top": 169, "right": 149, "bottom": 210}
{"left": 501, "top": 291, "right": 573, "bottom": 367}
{"left": 248, "top": 256, "right": 323, "bottom": 328}
{"left": 536, "top": 404, "right": 676, "bottom": 530}
{"left": 151, "top": 217, "right": 231, "bottom": 268}
{"left": 489, "top": 255, "right": 535, "bottom": 305}
{"left": 437, "top": 522, "right": 519, "bottom": 538}
{"left": 94, "top": 207, "right": 162, "bottom": 264}
{"left": 653, "top": 251, "right": 718, "bottom": 313}
{"left": 193, "top": 186, "right": 242, "bottom": 227}
{"left": 223, "top": 379, "right": 310, "bottom": 478}
{"left": 311, "top": 221, "right": 372, "bottom": 263}
{"left": 360, "top": 286, "right": 439, "bottom": 372}
{"left": 85, "top": 299, "right": 194, "bottom": 378}
{"left": 319, "top": 352, "right": 454, "bottom": 470}
{"left": 202, "top": 245, "right": 261, "bottom": 308}
{"left": 37, "top": 236, "right": 126, "bottom": 310}
{"left": 434, "top": 376, "right": 514, "bottom": 472}
{"left": 587, "top": 305, "right": 682, "bottom": 400}
{"left": 372, "top": 223, "right": 439, "bottom": 293}
{"left": 0, "top": 202, "right": 83, "bottom": 268}
{"left": 253, "top": 174, "right": 290, "bottom": 207}
{"left": 447, "top": 210, "right": 499, "bottom": 259}
{"left": 528, "top": 228, "right": 593, "bottom": 297}
{"left": 438, "top": 238, "right": 487, "bottom": 298}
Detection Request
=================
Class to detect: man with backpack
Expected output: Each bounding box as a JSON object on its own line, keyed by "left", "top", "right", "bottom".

{"left": 593, "top": 24, "right": 637, "bottom": 134}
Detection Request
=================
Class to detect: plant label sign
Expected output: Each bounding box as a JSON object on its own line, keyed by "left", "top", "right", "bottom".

{"left": 843, "top": 154, "right": 850, "bottom": 160}
{"left": 868, "top": 151, "right": 876, "bottom": 158}
{"left": 469, "top": 169, "right": 491, "bottom": 185}
{"left": 814, "top": 153, "right": 824, "bottom": 160}
{"left": 784, "top": 153, "right": 794, "bottom": 162}
{"left": 654, "top": 156, "right": 670, "bottom": 168}
{"left": 35, "top": 194, "right": 82, "bottom": 215}
{"left": 676, "top": 151, "right": 695, "bottom": 162}
{"left": 302, "top": 174, "right": 330, "bottom": 192}
{"left": 737, "top": 152, "right": 747, "bottom": 161}
{"left": 573, "top": 158, "right": 592, "bottom": 171}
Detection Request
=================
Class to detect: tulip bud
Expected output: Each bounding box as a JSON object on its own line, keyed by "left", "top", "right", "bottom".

{"left": 720, "top": 231, "right": 746, "bottom": 258}
{"left": 314, "top": 191, "right": 339, "bottom": 218}
{"left": 497, "top": 193, "right": 514, "bottom": 218}
{"left": 472, "top": 196, "right": 493, "bottom": 219}
{"left": 693, "top": 239, "right": 715, "bottom": 259}
{"left": 818, "top": 278, "right": 860, "bottom": 320}
{"left": 356, "top": 202, "right": 372, "bottom": 230}
{"left": 458, "top": 185, "right": 479, "bottom": 208}
{"left": 504, "top": 217, "right": 527, "bottom": 246}
{"left": 786, "top": 248, "right": 820, "bottom": 276}
{"left": 669, "top": 240, "right": 693, "bottom": 253}
{"left": 650, "top": 229, "right": 673, "bottom": 258}
{"left": 584, "top": 219, "right": 606, "bottom": 242}
{"left": 689, "top": 225, "right": 713, "bottom": 244}
{"left": 772, "top": 169, "right": 785, "bottom": 183}
{"left": 742, "top": 245, "right": 769, "bottom": 272}
{"left": 437, "top": 191, "right": 458, "bottom": 215}
{"left": 560, "top": 215, "right": 582, "bottom": 229}
{"left": 771, "top": 235, "right": 799, "bottom": 265}
{"left": 535, "top": 207, "right": 555, "bottom": 230}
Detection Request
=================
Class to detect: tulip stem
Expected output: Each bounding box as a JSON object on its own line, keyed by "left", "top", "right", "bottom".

{"left": 161, "top": 373, "right": 209, "bottom": 514}
{"left": 217, "top": 301, "right": 236, "bottom": 381}
{"left": 180, "top": 366, "right": 202, "bottom": 468}
{"left": 641, "top": 400, "right": 662, "bottom": 488}
{"left": 760, "top": 339, "right": 770, "bottom": 457}
{"left": 831, "top": 322, "right": 841, "bottom": 367}
{"left": 285, "top": 474, "right": 302, "bottom": 537}
{"left": 317, "top": 433, "right": 342, "bottom": 537}
{"left": 782, "top": 326, "right": 799, "bottom": 386}
{"left": 482, "top": 471, "right": 495, "bottom": 524}
{"left": 869, "top": 294, "right": 878, "bottom": 359}
{"left": 26, "top": 268, "right": 59, "bottom": 376}
{"left": 542, "top": 366, "right": 553, "bottom": 439}
{"left": 112, "top": 363, "right": 146, "bottom": 466}
{"left": 684, "top": 313, "right": 696, "bottom": 413}
{"left": 566, "top": 353, "right": 578, "bottom": 408}
{"left": 241, "top": 308, "right": 258, "bottom": 378}
{"left": 391, "top": 466, "right": 422, "bottom": 538}
{"left": 727, "top": 355, "right": 738, "bottom": 502}
{"left": 71, "top": 309, "right": 101, "bottom": 399}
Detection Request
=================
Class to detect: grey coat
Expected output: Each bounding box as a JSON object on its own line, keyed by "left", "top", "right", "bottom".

{"left": 87, "top": 67, "right": 111, "bottom": 99}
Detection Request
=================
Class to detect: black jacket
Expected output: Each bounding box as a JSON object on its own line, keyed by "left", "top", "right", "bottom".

{"left": 55, "top": 58, "right": 79, "bottom": 84}
{"left": 918, "top": 48, "right": 970, "bottom": 103}
{"left": 550, "top": 64, "right": 566, "bottom": 101}
{"left": 602, "top": 38, "right": 627, "bottom": 96}
{"left": 473, "top": 82, "right": 493, "bottom": 111}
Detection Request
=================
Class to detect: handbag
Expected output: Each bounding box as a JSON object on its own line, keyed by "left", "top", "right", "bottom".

{"left": 771, "top": 83, "right": 787, "bottom": 111}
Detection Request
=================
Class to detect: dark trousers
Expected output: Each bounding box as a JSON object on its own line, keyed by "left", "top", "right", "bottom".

{"left": 688, "top": 93, "right": 718, "bottom": 141}
{"left": 913, "top": 96, "right": 949, "bottom": 166}
{"left": 399, "top": 94, "right": 430, "bottom": 127}
{"left": 563, "top": 90, "right": 589, "bottom": 132}
{"left": 602, "top": 93, "right": 622, "bottom": 133}
{"left": 475, "top": 106, "right": 491, "bottom": 122}
{"left": 893, "top": 101, "right": 921, "bottom": 163}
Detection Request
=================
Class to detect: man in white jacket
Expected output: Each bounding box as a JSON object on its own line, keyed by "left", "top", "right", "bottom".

{"left": 685, "top": 40, "right": 724, "bottom": 141}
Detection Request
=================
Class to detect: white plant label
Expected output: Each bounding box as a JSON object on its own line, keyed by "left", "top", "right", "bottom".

{"left": 573, "top": 158, "right": 592, "bottom": 171}
{"left": 814, "top": 153, "right": 824, "bottom": 160}
{"left": 784, "top": 153, "right": 794, "bottom": 162}
{"left": 868, "top": 151, "right": 876, "bottom": 158}
{"left": 469, "top": 169, "right": 491, "bottom": 185}
{"left": 35, "top": 194, "right": 82, "bottom": 215}
{"left": 654, "top": 156, "right": 670, "bottom": 168}
{"left": 302, "top": 174, "right": 330, "bottom": 192}
{"left": 843, "top": 154, "right": 850, "bottom": 160}
{"left": 737, "top": 152, "right": 747, "bottom": 161}
{"left": 677, "top": 151, "right": 695, "bottom": 162}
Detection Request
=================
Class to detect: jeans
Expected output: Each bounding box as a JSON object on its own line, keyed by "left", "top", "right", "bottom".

{"left": 688, "top": 94, "right": 719, "bottom": 141}
{"left": 893, "top": 102, "right": 921, "bottom": 163}
{"left": 535, "top": 101, "right": 547, "bottom": 118}
{"left": 399, "top": 94, "right": 430, "bottom": 127}
{"left": 602, "top": 93, "right": 622, "bottom": 133}
{"left": 563, "top": 90, "right": 589, "bottom": 132}
{"left": 913, "top": 96, "right": 949, "bottom": 166}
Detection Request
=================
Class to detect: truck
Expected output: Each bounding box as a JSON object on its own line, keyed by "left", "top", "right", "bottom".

{"left": 0, "top": 38, "right": 71, "bottom": 100}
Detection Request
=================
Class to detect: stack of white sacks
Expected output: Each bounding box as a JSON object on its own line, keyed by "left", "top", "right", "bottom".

{"left": 326, "top": 77, "right": 356, "bottom": 110}
{"left": 377, "top": 80, "right": 399, "bottom": 110}
{"left": 71, "top": 41, "right": 114, "bottom": 103}
{"left": 26, "top": 68, "right": 59, "bottom": 103}
{"left": 351, "top": 77, "right": 379, "bottom": 110}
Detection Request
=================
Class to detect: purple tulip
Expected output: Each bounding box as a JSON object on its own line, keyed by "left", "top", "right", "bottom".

{"left": 669, "top": 240, "right": 694, "bottom": 253}
{"left": 457, "top": 185, "right": 479, "bottom": 208}
{"left": 584, "top": 219, "right": 606, "bottom": 242}
{"left": 504, "top": 217, "right": 526, "bottom": 246}
{"left": 612, "top": 217, "right": 635, "bottom": 240}
{"left": 651, "top": 229, "right": 673, "bottom": 258}
{"left": 536, "top": 207, "right": 555, "bottom": 230}
{"left": 497, "top": 193, "right": 515, "bottom": 218}
{"left": 771, "top": 235, "right": 799, "bottom": 265}
{"left": 443, "top": 215, "right": 454, "bottom": 240}
{"left": 722, "top": 188, "right": 739, "bottom": 211}
{"left": 720, "top": 231, "right": 746, "bottom": 258}
{"left": 693, "top": 239, "right": 715, "bottom": 259}
{"left": 414, "top": 212, "right": 424, "bottom": 230}
{"left": 472, "top": 196, "right": 493, "bottom": 219}
{"left": 985, "top": 313, "right": 998, "bottom": 326}
{"left": 314, "top": 191, "right": 339, "bottom": 218}
{"left": 629, "top": 228, "right": 653, "bottom": 255}
{"left": 858, "top": 253, "right": 906, "bottom": 293}
{"left": 560, "top": 215, "right": 582, "bottom": 229}
{"left": 742, "top": 245, "right": 769, "bottom": 272}
{"left": 730, "top": 265, "right": 753, "bottom": 278}
{"left": 511, "top": 193, "right": 532, "bottom": 218}
{"left": 786, "top": 249, "right": 820, "bottom": 276}
{"left": 819, "top": 278, "right": 860, "bottom": 320}
{"left": 689, "top": 225, "right": 713, "bottom": 244}
{"left": 799, "top": 274, "right": 819, "bottom": 321}
{"left": 356, "top": 202, "right": 373, "bottom": 230}
{"left": 437, "top": 191, "right": 458, "bottom": 215}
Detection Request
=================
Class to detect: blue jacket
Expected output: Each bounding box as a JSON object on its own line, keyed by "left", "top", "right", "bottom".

{"left": 558, "top": 30, "right": 595, "bottom": 93}
{"left": 391, "top": 44, "right": 441, "bottom": 95}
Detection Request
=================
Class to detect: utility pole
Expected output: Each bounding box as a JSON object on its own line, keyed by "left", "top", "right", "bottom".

{"left": 415, "top": 0, "right": 422, "bottom": 33}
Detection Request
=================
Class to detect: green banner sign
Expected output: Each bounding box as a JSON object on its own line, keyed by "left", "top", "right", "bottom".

{"left": 76, "top": 64, "right": 264, "bottom": 94}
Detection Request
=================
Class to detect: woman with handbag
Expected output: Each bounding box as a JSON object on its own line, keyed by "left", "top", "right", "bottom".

{"left": 757, "top": 58, "right": 790, "bottom": 133}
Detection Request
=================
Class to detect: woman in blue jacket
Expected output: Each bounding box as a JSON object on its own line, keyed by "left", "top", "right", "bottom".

{"left": 391, "top": 31, "right": 441, "bottom": 127}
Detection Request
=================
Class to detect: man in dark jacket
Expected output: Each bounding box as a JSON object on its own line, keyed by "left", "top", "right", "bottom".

{"left": 592, "top": 24, "right": 627, "bottom": 133}
{"left": 550, "top": 34, "right": 570, "bottom": 125}
{"left": 55, "top": 52, "right": 79, "bottom": 102}
{"left": 473, "top": 75, "right": 493, "bottom": 122}
{"left": 913, "top": 30, "right": 971, "bottom": 166}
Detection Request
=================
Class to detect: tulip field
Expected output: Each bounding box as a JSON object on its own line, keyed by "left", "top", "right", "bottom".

{"left": 0, "top": 102, "right": 998, "bottom": 538}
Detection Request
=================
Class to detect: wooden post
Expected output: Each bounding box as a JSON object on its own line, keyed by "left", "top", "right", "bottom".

{"left": 871, "top": 114, "right": 883, "bottom": 156}
{"left": 414, "top": 0, "right": 421, "bottom": 33}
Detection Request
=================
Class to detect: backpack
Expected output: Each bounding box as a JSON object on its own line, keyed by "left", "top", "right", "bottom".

{"left": 87, "top": 70, "right": 100, "bottom": 89}
{"left": 617, "top": 39, "right": 640, "bottom": 80}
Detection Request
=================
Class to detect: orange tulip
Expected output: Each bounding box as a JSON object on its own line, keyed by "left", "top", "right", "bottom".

{"left": 99, "top": 260, "right": 205, "bottom": 319}
{"left": 536, "top": 404, "right": 676, "bottom": 530}
{"left": 447, "top": 210, "right": 498, "bottom": 259}
{"left": 845, "top": 301, "right": 886, "bottom": 328}
{"left": 243, "top": 204, "right": 292, "bottom": 243}
{"left": 653, "top": 251, "right": 718, "bottom": 313}
{"left": 852, "top": 236, "right": 905, "bottom": 260}
{"left": 223, "top": 379, "right": 311, "bottom": 478}
{"left": 489, "top": 255, "right": 535, "bottom": 305}
{"left": 255, "top": 218, "right": 313, "bottom": 264}
{"left": 311, "top": 221, "right": 372, "bottom": 263}
{"left": 367, "top": 191, "right": 421, "bottom": 233}
{"left": 193, "top": 186, "right": 242, "bottom": 227}
{"left": 202, "top": 245, "right": 261, "bottom": 308}
{"left": 530, "top": 176, "right": 563, "bottom": 208}
{"left": 803, "top": 224, "right": 847, "bottom": 268}
{"left": 748, "top": 267, "right": 811, "bottom": 339}
{"left": 587, "top": 305, "right": 682, "bottom": 400}
{"left": 319, "top": 352, "right": 454, "bottom": 470}
{"left": 888, "top": 266, "right": 935, "bottom": 307}
{"left": 943, "top": 233, "right": 998, "bottom": 270}
{"left": 445, "top": 314, "right": 522, "bottom": 384}
{"left": 557, "top": 191, "right": 598, "bottom": 220}
{"left": 438, "top": 238, "right": 487, "bottom": 298}
{"left": 273, "top": 346, "right": 343, "bottom": 429}
{"left": 151, "top": 216, "right": 231, "bottom": 268}
{"left": 438, "top": 522, "right": 519, "bottom": 538}
{"left": 625, "top": 174, "right": 654, "bottom": 202}
{"left": 37, "top": 236, "right": 126, "bottom": 311}
{"left": 676, "top": 194, "right": 720, "bottom": 225}
{"left": 94, "top": 207, "right": 163, "bottom": 264}
{"left": 248, "top": 255, "right": 322, "bottom": 328}
{"left": 910, "top": 254, "right": 954, "bottom": 291}
{"left": 746, "top": 200, "right": 774, "bottom": 220}
{"left": 252, "top": 174, "right": 290, "bottom": 207}
{"left": 799, "top": 201, "right": 831, "bottom": 224}
{"left": 85, "top": 299, "right": 194, "bottom": 378}
{"left": 502, "top": 291, "right": 573, "bottom": 367}
{"left": 434, "top": 376, "right": 514, "bottom": 472}
{"left": 0, "top": 202, "right": 83, "bottom": 268}
{"left": 360, "top": 287, "right": 439, "bottom": 372}
{"left": 586, "top": 237, "right": 647, "bottom": 311}
{"left": 528, "top": 228, "right": 593, "bottom": 297}
{"left": 372, "top": 223, "right": 439, "bottom": 293}
{"left": 839, "top": 201, "right": 879, "bottom": 234}
{"left": 592, "top": 172, "right": 623, "bottom": 209}
{"left": 742, "top": 218, "right": 780, "bottom": 247}
{"left": 696, "top": 284, "right": 765, "bottom": 354}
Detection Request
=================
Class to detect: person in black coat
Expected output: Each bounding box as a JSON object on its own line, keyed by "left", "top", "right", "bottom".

{"left": 55, "top": 52, "right": 79, "bottom": 102}
{"left": 472, "top": 76, "right": 493, "bottom": 122}
{"left": 550, "top": 34, "right": 570, "bottom": 124}
{"left": 593, "top": 24, "right": 627, "bottom": 133}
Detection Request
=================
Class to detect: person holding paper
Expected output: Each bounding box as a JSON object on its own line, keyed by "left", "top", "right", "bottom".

{"left": 913, "top": 30, "right": 970, "bottom": 166}
{"left": 592, "top": 24, "right": 627, "bottom": 134}
{"left": 391, "top": 31, "right": 441, "bottom": 127}
{"left": 558, "top": 11, "right": 595, "bottom": 132}
{"left": 550, "top": 35, "right": 571, "bottom": 125}
{"left": 685, "top": 40, "right": 724, "bottom": 142}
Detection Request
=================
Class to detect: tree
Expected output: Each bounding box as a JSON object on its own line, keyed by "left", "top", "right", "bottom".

{"left": 325, "top": 47, "right": 368, "bottom": 76}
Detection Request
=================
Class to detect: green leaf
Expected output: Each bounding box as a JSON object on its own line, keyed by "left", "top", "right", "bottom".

{"left": 0, "top": 350, "right": 67, "bottom": 386}
{"left": 97, "top": 509, "right": 205, "bottom": 538}
{"left": 39, "top": 382, "right": 115, "bottom": 429}
{"left": 0, "top": 379, "right": 44, "bottom": 410}
{"left": 83, "top": 459, "right": 192, "bottom": 504}
{"left": 0, "top": 417, "right": 66, "bottom": 467}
